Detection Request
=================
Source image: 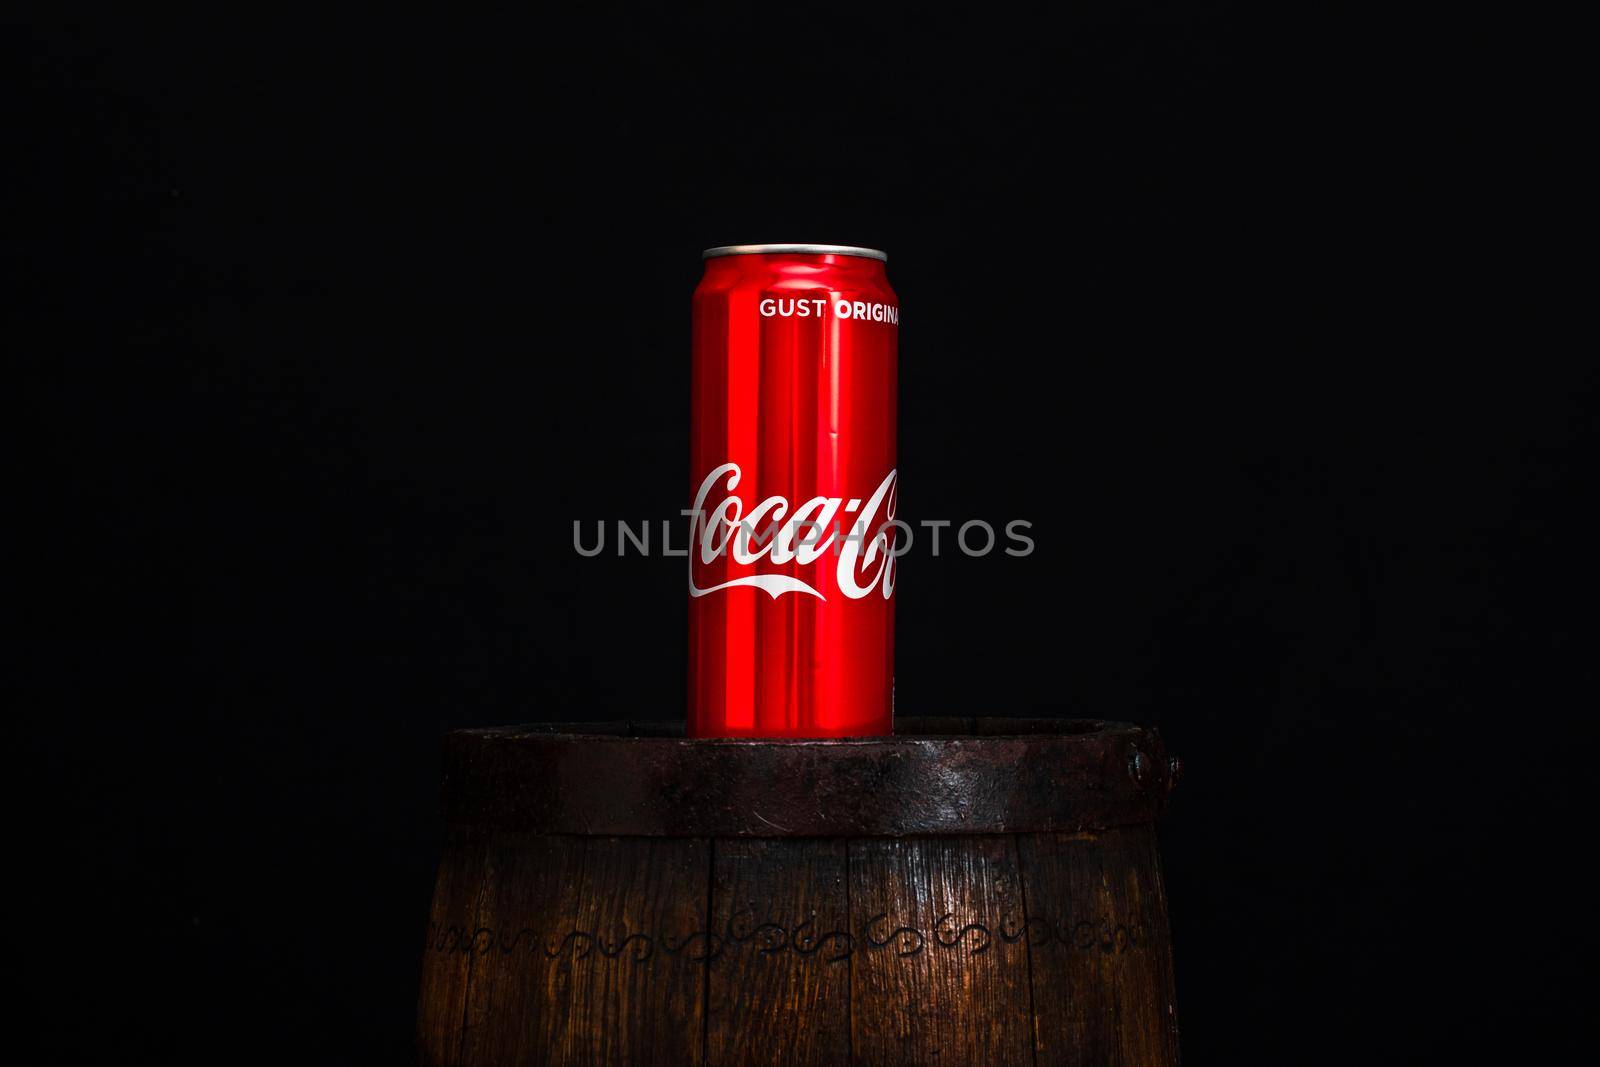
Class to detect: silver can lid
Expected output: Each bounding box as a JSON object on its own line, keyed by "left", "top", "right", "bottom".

{"left": 702, "top": 243, "right": 887, "bottom": 262}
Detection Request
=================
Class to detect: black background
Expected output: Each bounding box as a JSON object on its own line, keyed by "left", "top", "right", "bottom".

{"left": 11, "top": 7, "right": 1590, "bottom": 1065}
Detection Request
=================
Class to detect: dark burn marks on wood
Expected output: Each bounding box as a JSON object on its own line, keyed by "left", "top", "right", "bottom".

{"left": 424, "top": 907, "right": 1148, "bottom": 966}
{"left": 706, "top": 839, "right": 851, "bottom": 1065}
{"left": 1017, "top": 828, "right": 1181, "bottom": 1066}
{"left": 847, "top": 836, "right": 1034, "bottom": 1065}
{"left": 418, "top": 719, "right": 1180, "bottom": 1065}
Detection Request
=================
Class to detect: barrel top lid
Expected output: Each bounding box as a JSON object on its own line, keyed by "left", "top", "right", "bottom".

{"left": 440, "top": 717, "right": 1179, "bottom": 838}
{"left": 702, "top": 243, "right": 887, "bottom": 262}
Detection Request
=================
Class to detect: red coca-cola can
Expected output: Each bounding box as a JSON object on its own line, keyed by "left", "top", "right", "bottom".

{"left": 688, "top": 244, "right": 899, "bottom": 738}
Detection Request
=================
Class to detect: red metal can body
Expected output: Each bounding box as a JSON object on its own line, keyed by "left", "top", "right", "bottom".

{"left": 688, "top": 245, "right": 899, "bottom": 738}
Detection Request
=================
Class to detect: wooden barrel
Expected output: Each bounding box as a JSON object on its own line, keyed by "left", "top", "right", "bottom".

{"left": 418, "top": 717, "right": 1182, "bottom": 1066}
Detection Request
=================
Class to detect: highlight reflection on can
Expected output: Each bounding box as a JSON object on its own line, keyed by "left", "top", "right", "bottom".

{"left": 688, "top": 244, "right": 898, "bottom": 738}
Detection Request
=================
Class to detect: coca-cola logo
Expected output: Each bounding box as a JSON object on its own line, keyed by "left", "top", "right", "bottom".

{"left": 687, "top": 462, "right": 898, "bottom": 602}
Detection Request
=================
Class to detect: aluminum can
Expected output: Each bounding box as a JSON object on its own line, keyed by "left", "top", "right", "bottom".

{"left": 688, "top": 244, "right": 899, "bottom": 737}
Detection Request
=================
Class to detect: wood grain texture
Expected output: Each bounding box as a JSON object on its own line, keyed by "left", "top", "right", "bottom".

{"left": 553, "top": 836, "right": 710, "bottom": 1066}
{"left": 848, "top": 836, "right": 1034, "bottom": 1066}
{"left": 1017, "top": 826, "right": 1180, "bottom": 1067}
{"left": 457, "top": 833, "right": 586, "bottom": 1065}
{"left": 418, "top": 722, "right": 1182, "bottom": 1064}
{"left": 417, "top": 827, "right": 488, "bottom": 1067}
{"left": 706, "top": 838, "right": 851, "bottom": 1066}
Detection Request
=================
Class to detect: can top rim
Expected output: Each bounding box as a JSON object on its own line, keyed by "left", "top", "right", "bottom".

{"left": 702, "top": 243, "right": 887, "bottom": 262}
